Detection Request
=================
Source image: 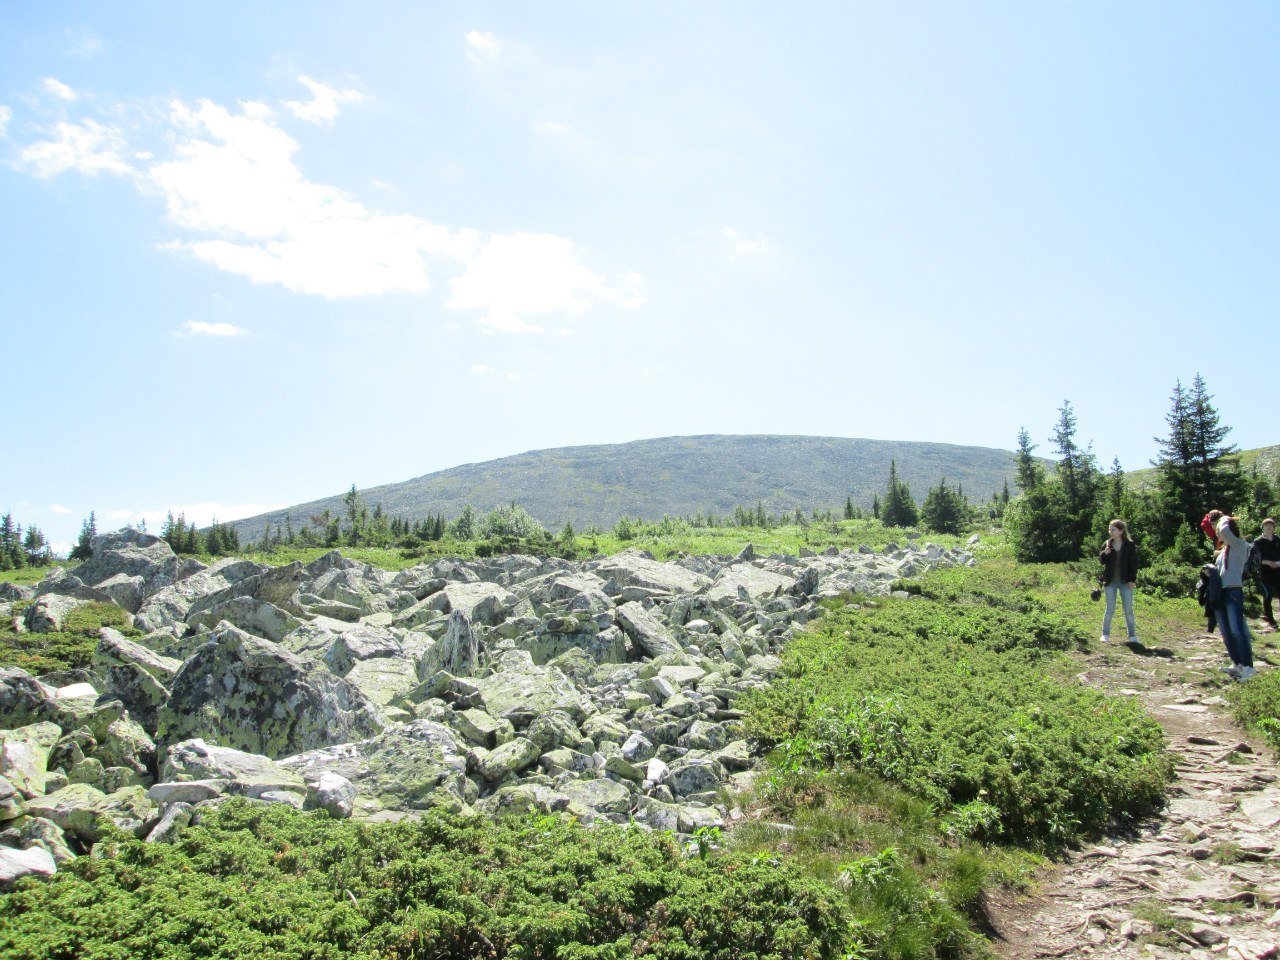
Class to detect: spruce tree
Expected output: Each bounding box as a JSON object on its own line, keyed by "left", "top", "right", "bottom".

{"left": 70, "top": 512, "right": 97, "bottom": 561}
{"left": 921, "top": 478, "right": 965, "bottom": 534}
{"left": 881, "top": 459, "right": 918, "bottom": 528}
{"left": 1153, "top": 375, "right": 1242, "bottom": 539}
{"left": 844, "top": 496, "right": 854, "bottom": 520}
{"left": 1015, "top": 428, "right": 1043, "bottom": 492}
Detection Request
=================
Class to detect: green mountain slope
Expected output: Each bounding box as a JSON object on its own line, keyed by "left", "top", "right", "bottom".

{"left": 229, "top": 434, "right": 1022, "bottom": 542}
{"left": 1124, "top": 443, "right": 1280, "bottom": 491}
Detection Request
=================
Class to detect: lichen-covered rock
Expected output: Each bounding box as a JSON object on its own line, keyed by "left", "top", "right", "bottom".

{"left": 0, "top": 668, "right": 58, "bottom": 731}
{"left": 93, "top": 716, "right": 157, "bottom": 781}
{"left": 417, "top": 610, "right": 478, "bottom": 679}
{"left": 155, "top": 623, "right": 384, "bottom": 760}
{"left": 133, "top": 557, "right": 264, "bottom": 633}
{"left": 558, "top": 777, "right": 632, "bottom": 821}
{"left": 0, "top": 815, "right": 76, "bottom": 863}
{"left": 25, "top": 783, "right": 157, "bottom": 842}
{"left": 323, "top": 625, "right": 402, "bottom": 675}
{"left": 94, "top": 573, "right": 145, "bottom": 613}
{"left": 342, "top": 657, "right": 419, "bottom": 709}
{"left": 0, "top": 775, "right": 25, "bottom": 821}
{"left": 0, "top": 722, "right": 61, "bottom": 798}
{"left": 705, "top": 564, "right": 797, "bottom": 605}
{"left": 472, "top": 737, "right": 540, "bottom": 783}
{"left": 96, "top": 628, "right": 182, "bottom": 684}
{"left": 279, "top": 721, "right": 470, "bottom": 814}
{"left": 160, "top": 739, "right": 305, "bottom": 798}
{"left": 593, "top": 552, "right": 712, "bottom": 597}
{"left": 145, "top": 801, "right": 194, "bottom": 843}
{"left": 616, "top": 602, "right": 682, "bottom": 658}
{"left": 186, "top": 596, "right": 301, "bottom": 643}
{"left": 65, "top": 529, "right": 180, "bottom": 596}
{"left": 472, "top": 653, "right": 595, "bottom": 727}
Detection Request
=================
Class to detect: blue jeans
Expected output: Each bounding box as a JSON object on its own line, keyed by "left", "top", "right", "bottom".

{"left": 1102, "top": 582, "right": 1135, "bottom": 639}
{"left": 1218, "top": 587, "right": 1254, "bottom": 668}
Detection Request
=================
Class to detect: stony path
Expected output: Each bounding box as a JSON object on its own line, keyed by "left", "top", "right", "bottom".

{"left": 988, "top": 629, "right": 1280, "bottom": 960}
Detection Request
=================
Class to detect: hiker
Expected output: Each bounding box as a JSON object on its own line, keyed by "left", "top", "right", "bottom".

{"left": 1201, "top": 511, "right": 1256, "bottom": 680}
{"left": 1098, "top": 518, "right": 1139, "bottom": 645}
{"left": 1254, "top": 517, "right": 1280, "bottom": 633}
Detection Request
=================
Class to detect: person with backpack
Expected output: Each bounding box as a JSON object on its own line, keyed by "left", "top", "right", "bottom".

{"left": 1098, "top": 518, "right": 1139, "bottom": 645}
{"left": 1255, "top": 517, "right": 1280, "bottom": 633}
{"left": 1201, "top": 510, "right": 1256, "bottom": 679}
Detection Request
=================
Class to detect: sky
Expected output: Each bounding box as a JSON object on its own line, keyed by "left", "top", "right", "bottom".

{"left": 3, "top": 3, "right": 1278, "bottom": 552}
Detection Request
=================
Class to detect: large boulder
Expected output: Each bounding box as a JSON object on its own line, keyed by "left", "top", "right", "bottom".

{"left": 133, "top": 558, "right": 264, "bottom": 633}
{"left": 69, "top": 528, "right": 180, "bottom": 595}
{"left": 417, "top": 611, "right": 478, "bottom": 679}
{"left": 279, "top": 721, "right": 470, "bottom": 813}
{"left": 396, "top": 582, "right": 518, "bottom": 629}
{"left": 0, "top": 846, "right": 57, "bottom": 889}
{"left": 95, "top": 628, "right": 182, "bottom": 684}
{"left": 186, "top": 596, "right": 301, "bottom": 643}
{"left": 0, "top": 722, "right": 62, "bottom": 798}
{"left": 323, "top": 625, "right": 402, "bottom": 675}
{"left": 159, "top": 740, "right": 305, "bottom": 798}
{"left": 0, "top": 669, "right": 59, "bottom": 730}
{"left": 704, "top": 565, "right": 797, "bottom": 604}
{"left": 183, "top": 563, "right": 308, "bottom": 624}
{"left": 155, "top": 623, "right": 384, "bottom": 760}
{"left": 342, "top": 657, "right": 420, "bottom": 708}
{"left": 25, "top": 783, "right": 157, "bottom": 843}
{"left": 470, "top": 652, "right": 595, "bottom": 726}
{"left": 594, "top": 552, "right": 712, "bottom": 597}
{"left": 616, "top": 602, "right": 683, "bottom": 658}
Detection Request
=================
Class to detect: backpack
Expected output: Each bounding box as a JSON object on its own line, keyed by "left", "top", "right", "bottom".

{"left": 1245, "top": 540, "right": 1263, "bottom": 581}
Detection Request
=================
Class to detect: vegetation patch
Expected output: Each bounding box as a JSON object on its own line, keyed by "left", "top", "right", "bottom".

{"left": 1226, "top": 668, "right": 1280, "bottom": 750}
{"left": 0, "top": 601, "right": 135, "bottom": 675}
{"left": 0, "top": 799, "right": 856, "bottom": 960}
{"left": 744, "top": 567, "right": 1173, "bottom": 847}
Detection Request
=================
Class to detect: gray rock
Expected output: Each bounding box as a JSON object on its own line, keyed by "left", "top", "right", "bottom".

{"left": 471, "top": 654, "right": 594, "bottom": 727}
{"left": 145, "top": 801, "right": 194, "bottom": 843}
{"left": 668, "top": 758, "right": 725, "bottom": 797}
{"left": 559, "top": 778, "right": 631, "bottom": 821}
{"left": 25, "top": 783, "right": 157, "bottom": 842}
{"left": 68, "top": 528, "right": 181, "bottom": 595}
{"left": 160, "top": 741, "right": 305, "bottom": 798}
{"left": 0, "top": 722, "right": 61, "bottom": 798}
{"left": 323, "top": 626, "right": 402, "bottom": 675}
{"left": 0, "top": 775, "right": 24, "bottom": 821}
{"left": 594, "top": 552, "right": 712, "bottom": 597}
{"left": 279, "top": 721, "right": 470, "bottom": 813}
{"left": 156, "top": 622, "right": 384, "bottom": 760}
{"left": 95, "top": 574, "right": 145, "bottom": 613}
{"left": 417, "top": 611, "right": 479, "bottom": 679}
{"left": 706, "top": 565, "right": 797, "bottom": 605}
{"left": 616, "top": 602, "right": 682, "bottom": 658}
{"left": 0, "top": 815, "right": 75, "bottom": 863}
{"left": 305, "top": 772, "right": 357, "bottom": 819}
{"left": 473, "top": 737, "right": 541, "bottom": 782}
{"left": 24, "top": 594, "right": 91, "bottom": 634}
{"left": 187, "top": 596, "right": 301, "bottom": 643}
{"left": 0, "top": 845, "right": 56, "bottom": 889}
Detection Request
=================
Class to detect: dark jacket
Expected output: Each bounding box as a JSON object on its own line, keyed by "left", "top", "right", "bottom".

{"left": 1099, "top": 539, "right": 1138, "bottom": 585}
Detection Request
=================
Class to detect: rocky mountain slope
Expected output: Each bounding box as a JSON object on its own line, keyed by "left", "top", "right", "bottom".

{"left": 0, "top": 526, "right": 972, "bottom": 885}
{"left": 229, "top": 434, "right": 1022, "bottom": 543}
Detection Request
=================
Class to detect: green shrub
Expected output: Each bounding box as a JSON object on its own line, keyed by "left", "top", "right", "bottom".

{"left": 745, "top": 592, "right": 1171, "bottom": 847}
{"left": 1226, "top": 669, "right": 1280, "bottom": 750}
{"left": 0, "top": 601, "right": 137, "bottom": 675}
{"left": 0, "top": 801, "right": 855, "bottom": 960}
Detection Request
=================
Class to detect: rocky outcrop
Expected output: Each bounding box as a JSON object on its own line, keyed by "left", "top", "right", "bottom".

{"left": 0, "top": 529, "right": 973, "bottom": 875}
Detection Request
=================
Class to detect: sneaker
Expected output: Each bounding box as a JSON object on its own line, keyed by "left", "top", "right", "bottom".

{"left": 1100, "top": 635, "right": 1110, "bottom": 644}
{"left": 1220, "top": 664, "right": 1241, "bottom": 676}
{"left": 1235, "top": 666, "right": 1257, "bottom": 681}
{"left": 1126, "top": 637, "right": 1140, "bottom": 647}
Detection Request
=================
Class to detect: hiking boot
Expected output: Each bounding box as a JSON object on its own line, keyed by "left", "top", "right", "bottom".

{"left": 1235, "top": 666, "right": 1257, "bottom": 681}
{"left": 1220, "top": 664, "right": 1241, "bottom": 677}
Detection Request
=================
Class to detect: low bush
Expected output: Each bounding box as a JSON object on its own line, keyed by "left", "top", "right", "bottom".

{"left": 745, "top": 588, "right": 1171, "bottom": 847}
{"left": 1226, "top": 669, "right": 1280, "bottom": 750}
{"left": 0, "top": 800, "right": 855, "bottom": 960}
{"left": 0, "top": 601, "right": 135, "bottom": 675}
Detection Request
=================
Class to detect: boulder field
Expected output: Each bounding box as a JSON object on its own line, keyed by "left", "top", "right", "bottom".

{"left": 0, "top": 527, "right": 973, "bottom": 887}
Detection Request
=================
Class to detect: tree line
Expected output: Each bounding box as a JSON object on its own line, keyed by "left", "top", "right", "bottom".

{"left": 0, "top": 512, "right": 53, "bottom": 571}
{"left": 1005, "top": 374, "right": 1275, "bottom": 572}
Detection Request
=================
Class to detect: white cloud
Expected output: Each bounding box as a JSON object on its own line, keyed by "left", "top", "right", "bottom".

{"left": 150, "top": 98, "right": 472, "bottom": 297}
{"left": 19, "top": 119, "right": 133, "bottom": 178}
{"left": 471, "top": 364, "right": 495, "bottom": 375}
{"left": 50, "top": 504, "right": 71, "bottom": 515}
{"left": 466, "top": 30, "right": 501, "bottom": 62}
{"left": 724, "top": 226, "right": 770, "bottom": 255}
{"left": 67, "top": 32, "right": 103, "bottom": 58}
{"left": 283, "top": 75, "right": 363, "bottom": 126}
{"left": 11, "top": 88, "right": 632, "bottom": 330}
{"left": 107, "top": 501, "right": 283, "bottom": 533}
{"left": 448, "top": 233, "right": 617, "bottom": 333}
{"left": 42, "top": 77, "right": 77, "bottom": 101}
{"left": 0, "top": 106, "right": 10, "bottom": 139}
{"left": 176, "top": 320, "right": 245, "bottom": 337}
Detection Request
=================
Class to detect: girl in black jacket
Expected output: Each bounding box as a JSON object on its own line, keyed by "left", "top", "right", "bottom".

{"left": 1099, "top": 519, "right": 1139, "bottom": 645}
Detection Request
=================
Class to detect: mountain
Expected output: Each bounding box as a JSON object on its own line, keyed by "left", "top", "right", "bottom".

{"left": 228, "top": 434, "right": 1022, "bottom": 542}
{"left": 1124, "top": 443, "right": 1280, "bottom": 491}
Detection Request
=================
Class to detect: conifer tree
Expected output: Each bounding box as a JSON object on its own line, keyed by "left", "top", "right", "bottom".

{"left": 844, "top": 496, "right": 854, "bottom": 520}
{"left": 70, "top": 512, "right": 97, "bottom": 561}
{"left": 1014, "top": 428, "right": 1043, "bottom": 492}
{"left": 1153, "top": 375, "right": 1242, "bottom": 538}
{"left": 921, "top": 478, "right": 966, "bottom": 534}
{"left": 881, "top": 459, "right": 918, "bottom": 527}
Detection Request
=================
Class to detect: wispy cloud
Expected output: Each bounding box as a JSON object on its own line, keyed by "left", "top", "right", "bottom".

{"left": 724, "top": 226, "right": 770, "bottom": 255}
{"left": 0, "top": 106, "right": 10, "bottom": 139}
{"left": 19, "top": 119, "right": 133, "bottom": 178}
{"left": 175, "top": 320, "right": 246, "bottom": 337}
{"left": 471, "top": 364, "right": 495, "bottom": 375}
{"left": 283, "top": 76, "right": 363, "bottom": 126}
{"left": 466, "top": 30, "right": 501, "bottom": 63}
{"left": 67, "top": 32, "right": 103, "bottom": 58}
{"left": 11, "top": 83, "right": 637, "bottom": 330}
{"left": 49, "top": 504, "right": 71, "bottom": 515}
{"left": 42, "top": 77, "right": 77, "bottom": 101}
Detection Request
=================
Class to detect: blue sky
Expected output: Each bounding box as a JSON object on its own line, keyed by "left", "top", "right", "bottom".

{"left": 3, "top": 3, "right": 1277, "bottom": 551}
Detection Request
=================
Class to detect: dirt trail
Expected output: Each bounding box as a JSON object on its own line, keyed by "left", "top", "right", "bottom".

{"left": 987, "top": 628, "right": 1280, "bottom": 959}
